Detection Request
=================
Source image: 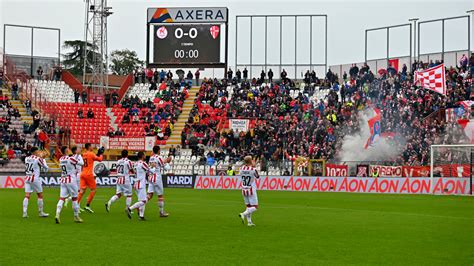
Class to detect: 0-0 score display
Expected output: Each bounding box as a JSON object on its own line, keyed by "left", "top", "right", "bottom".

{"left": 150, "top": 24, "right": 224, "bottom": 66}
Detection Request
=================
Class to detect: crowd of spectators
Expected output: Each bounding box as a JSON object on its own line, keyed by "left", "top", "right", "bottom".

{"left": 133, "top": 67, "right": 201, "bottom": 86}
{"left": 118, "top": 79, "right": 189, "bottom": 139}
{"left": 181, "top": 55, "right": 473, "bottom": 169}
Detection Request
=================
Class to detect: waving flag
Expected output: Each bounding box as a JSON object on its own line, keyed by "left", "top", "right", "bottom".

{"left": 364, "top": 109, "right": 381, "bottom": 149}
{"left": 458, "top": 119, "right": 474, "bottom": 144}
{"left": 414, "top": 64, "right": 446, "bottom": 95}
{"left": 459, "top": 100, "right": 473, "bottom": 110}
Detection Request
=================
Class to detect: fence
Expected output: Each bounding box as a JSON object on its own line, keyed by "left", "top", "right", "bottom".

{"left": 329, "top": 50, "right": 470, "bottom": 80}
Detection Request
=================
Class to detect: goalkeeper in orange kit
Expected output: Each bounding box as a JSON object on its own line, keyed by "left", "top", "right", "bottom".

{"left": 77, "top": 143, "right": 105, "bottom": 213}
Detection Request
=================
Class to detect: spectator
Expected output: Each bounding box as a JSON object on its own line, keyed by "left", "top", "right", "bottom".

{"left": 281, "top": 69, "right": 287, "bottom": 81}
{"left": 24, "top": 99, "right": 31, "bottom": 114}
{"left": 105, "top": 92, "right": 111, "bottom": 107}
{"left": 36, "top": 66, "right": 44, "bottom": 80}
{"left": 112, "top": 91, "right": 119, "bottom": 105}
{"left": 74, "top": 90, "right": 80, "bottom": 103}
{"left": 122, "top": 113, "right": 130, "bottom": 124}
{"left": 132, "top": 113, "right": 139, "bottom": 124}
{"left": 236, "top": 69, "right": 242, "bottom": 83}
{"left": 153, "top": 69, "right": 159, "bottom": 83}
{"left": 107, "top": 127, "right": 115, "bottom": 137}
{"left": 169, "top": 145, "right": 176, "bottom": 157}
{"left": 186, "top": 71, "right": 193, "bottom": 83}
{"left": 227, "top": 68, "right": 233, "bottom": 80}
{"left": 243, "top": 68, "right": 248, "bottom": 80}
{"left": 195, "top": 69, "right": 200, "bottom": 85}
{"left": 81, "top": 90, "right": 87, "bottom": 104}
{"left": 11, "top": 83, "right": 19, "bottom": 100}
{"left": 260, "top": 70, "right": 266, "bottom": 83}
{"left": 87, "top": 108, "right": 94, "bottom": 119}
{"left": 38, "top": 130, "right": 48, "bottom": 150}
{"left": 167, "top": 70, "right": 173, "bottom": 81}
{"left": 77, "top": 109, "right": 84, "bottom": 119}
{"left": 268, "top": 69, "right": 274, "bottom": 83}
{"left": 133, "top": 67, "right": 140, "bottom": 83}
{"left": 459, "top": 54, "right": 468, "bottom": 71}
{"left": 53, "top": 66, "right": 62, "bottom": 81}
{"left": 115, "top": 128, "right": 125, "bottom": 136}
{"left": 206, "top": 152, "right": 215, "bottom": 166}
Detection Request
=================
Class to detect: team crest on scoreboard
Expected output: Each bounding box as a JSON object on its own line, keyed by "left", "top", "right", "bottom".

{"left": 157, "top": 26, "right": 168, "bottom": 39}
{"left": 210, "top": 25, "right": 220, "bottom": 39}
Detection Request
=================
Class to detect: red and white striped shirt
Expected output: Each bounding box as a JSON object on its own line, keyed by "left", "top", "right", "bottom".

{"left": 25, "top": 155, "right": 48, "bottom": 182}
{"left": 239, "top": 165, "right": 259, "bottom": 190}
{"left": 148, "top": 154, "right": 164, "bottom": 183}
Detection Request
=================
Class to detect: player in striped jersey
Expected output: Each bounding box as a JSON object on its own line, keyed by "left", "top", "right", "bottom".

{"left": 55, "top": 146, "right": 83, "bottom": 224}
{"left": 23, "top": 147, "right": 49, "bottom": 218}
{"left": 126, "top": 151, "right": 149, "bottom": 220}
{"left": 147, "top": 146, "right": 171, "bottom": 217}
{"left": 105, "top": 150, "right": 134, "bottom": 212}
{"left": 64, "top": 146, "right": 84, "bottom": 208}
{"left": 238, "top": 156, "right": 260, "bottom": 226}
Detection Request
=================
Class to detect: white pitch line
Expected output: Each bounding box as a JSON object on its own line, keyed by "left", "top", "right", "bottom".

{"left": 171, "top": 200, "right": 474, "bottom": 221}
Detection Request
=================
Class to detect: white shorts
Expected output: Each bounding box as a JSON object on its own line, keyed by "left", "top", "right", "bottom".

{"left": 25, "top": 181, "right": 43, "bottom": 193}
{"left": 116, "top": 183, "right": 132, "bottom": 196}
{"left": 60, "top": 182, "right": 79, "bottom": 198}
{"left": 134, "top": 187, "right": 147, "bottom": 201}
{"left": 242, "top": 187, "right": 258, "bottom": 206}
{"left": 147, "top": 181, "right": 164, "bottom": 195}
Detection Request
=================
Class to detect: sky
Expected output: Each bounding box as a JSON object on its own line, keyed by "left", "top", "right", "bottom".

{"left": 0, "top": 0, "right": 473, "bottom": 75}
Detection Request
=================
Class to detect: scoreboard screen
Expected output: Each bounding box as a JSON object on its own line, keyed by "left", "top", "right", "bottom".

{"left": 149, "top": 24, "right": 225, "bottom": 66}
{"left": 146, "top": 7, "right": 228, "bottom": 68}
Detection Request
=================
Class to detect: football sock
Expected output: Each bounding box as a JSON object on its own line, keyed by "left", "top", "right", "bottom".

{"left": 126, "top": 196, "right": 132, "bottom": 208}
{"left": 56, "top": 199, "right": 64, "bottom": 216}
{"left": 38, "top": 198, "right": 44, "bottom": 213}
{"left": 23, "top": 197, "right": 29, "bottom": 214}
{"left": 130, "top": 201, "right": 145, "bottom": 210}
{"left": 139, "top": 205, "right": 145, "bottom": 217}
{"left": 158, "top": 198, "right": 164, "bottom": 213}
{"left": 108, "top": 195, "right": 119, "bottom": 206}
{"left": 72, "top": 200, "right": 80, "bottom": 217}
{"left": 243, "top": 207, "right": 257, "bottom": 216}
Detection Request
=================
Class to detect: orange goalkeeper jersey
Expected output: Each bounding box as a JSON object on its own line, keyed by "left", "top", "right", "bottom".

{"left": 81, "top": 151, "right": 103, "bottom": 176}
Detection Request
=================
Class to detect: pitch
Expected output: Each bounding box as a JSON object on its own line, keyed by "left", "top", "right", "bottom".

{"left": 1, "top": 188, "right": 473, "bottom": 265}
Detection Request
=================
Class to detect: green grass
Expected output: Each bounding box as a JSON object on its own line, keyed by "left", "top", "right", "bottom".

{"left": 0, "top": 188, "right": 473, "bottom": 265}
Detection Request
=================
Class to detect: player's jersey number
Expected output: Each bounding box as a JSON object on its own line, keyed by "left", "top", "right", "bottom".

{"left": 61, "top": 165, "right": 67, "bottom": 176}
{"left": 117, "top": 165, "right": 124, "bottom": 175}
{"left": 242, "top": 175, "right": 251, "bottom": 186}
{"left": 25, "top": 163, "right": 34, "bottom": 174}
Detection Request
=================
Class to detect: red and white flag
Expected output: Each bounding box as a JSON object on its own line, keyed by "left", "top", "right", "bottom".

{"left": 459, "top": 100, "right": 473, "bottom": 110}
{"left": 457, "top": 119, "right": 474, "bottom": 144}
{"left": 414, "top": 64, "right": 446, "bottom": 95}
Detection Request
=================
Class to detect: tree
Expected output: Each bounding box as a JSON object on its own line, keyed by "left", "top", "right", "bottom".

{"left": 110, "top": 49, "right": 143, "bottom": 75}
{"left": 62, "top": 40, "right": 102, "bottom": 76}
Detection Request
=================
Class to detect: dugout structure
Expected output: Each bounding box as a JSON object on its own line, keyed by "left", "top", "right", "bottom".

{"left": 430, "top": 144, "right": 473, "bottom": 195}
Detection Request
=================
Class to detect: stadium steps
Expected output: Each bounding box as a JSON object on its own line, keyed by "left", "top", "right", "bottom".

{"left": 4, "top": 89, "right": 61, "bottom": 172}
{"left": 164, "top": 86, "right": 200, "bottom": 148}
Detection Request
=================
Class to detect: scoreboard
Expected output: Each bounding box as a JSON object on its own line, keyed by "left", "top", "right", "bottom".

{"left": 147, "top": 7, "right": 228, "bottom": 68}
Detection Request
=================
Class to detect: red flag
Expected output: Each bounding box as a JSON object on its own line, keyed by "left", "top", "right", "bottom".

{"left": 414, "top": 64, "right": 446, "bottom": 95}
{"left": 364, "top": 109, "right": 381, "bottom": 149}
{"left": 388, "top": 59, "right": 399, "bottom": 72}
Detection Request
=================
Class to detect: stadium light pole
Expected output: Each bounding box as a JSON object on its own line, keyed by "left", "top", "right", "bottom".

{"left": 409, "top": 18, "right": 419, "bottom": 64}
